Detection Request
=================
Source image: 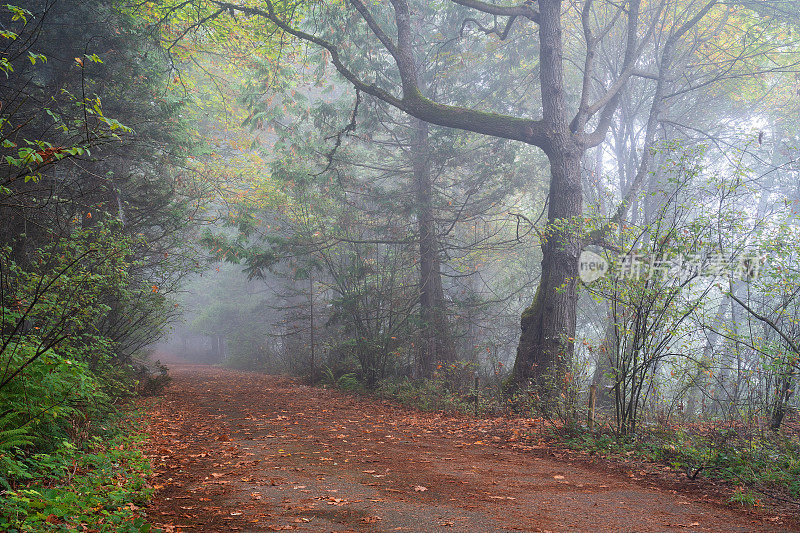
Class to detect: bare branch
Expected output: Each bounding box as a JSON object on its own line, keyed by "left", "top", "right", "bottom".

{"left": 349, "top": 0, "right": 399, "bottom": 58}
{"left": 575, "top": 0, "right": 598, "bottom": 132}
{"left": 729, "top": 292, "right": 800, "bottom": 357}
{"left": 461, "top": 14, "right": 520, "bottom": 40}
{"left": 574, "top": 0, "right": 666, "bottom": 137}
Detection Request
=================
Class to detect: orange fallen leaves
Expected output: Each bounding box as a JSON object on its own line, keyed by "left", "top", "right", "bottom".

{"left": 142, "top": 367, "right": 785, "bottom": 533}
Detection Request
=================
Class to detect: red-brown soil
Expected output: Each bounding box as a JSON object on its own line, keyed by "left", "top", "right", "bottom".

{"left": 143, "top": 365, "right": 798, "bottom": 532}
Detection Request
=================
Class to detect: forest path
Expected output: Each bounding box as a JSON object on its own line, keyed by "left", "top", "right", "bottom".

{"left": 144, "top": 364, "right": 794, "bottom": 532}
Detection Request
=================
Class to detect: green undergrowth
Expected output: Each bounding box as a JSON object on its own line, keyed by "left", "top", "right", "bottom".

{"left": 317, "top": 361, "right": 502, "bottom": 415}
{"left": 0, "top": 407, "right": 157, "bottom": 532}
{"left": 554, "top": 427, "right": 800, "bottom": 507}
{"left": 375, "top": 377, "right": 498, "bottom": 415}
{"left": 318, "top": 372, "right": 504, "bottom": 416}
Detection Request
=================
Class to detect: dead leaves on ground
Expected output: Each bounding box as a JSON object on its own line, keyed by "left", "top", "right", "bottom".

{"left": 144, "top": 368, "right": 785, "bottom": 532}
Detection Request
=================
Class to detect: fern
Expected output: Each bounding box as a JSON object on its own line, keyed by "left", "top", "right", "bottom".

{"left": 321, "top": 366, "right": 336, "bottom": 386}
{"left": 0, "top": 413, "right": 33, "bottom": 488}
{"left": 0, "top": 425, "right": 32, "bottom": 450}
{"left": 337, "top": 373, "right": 361, "bottom": 391}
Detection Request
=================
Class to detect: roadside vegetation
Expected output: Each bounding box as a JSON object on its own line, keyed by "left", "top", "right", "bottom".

{"left": 315, "top": 364, "right": 800, "bottom": 510}
{"left": 0, "top": 409, "right": 156, "bottom": 532}
{"left": 0, "top": 1, "right": 192, "bottom": 529}
{"left": 558, "top": 426, "right": 800, "bottom": 507}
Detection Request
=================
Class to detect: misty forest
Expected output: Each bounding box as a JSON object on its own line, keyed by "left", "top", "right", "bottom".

{"left": 2, "top": 0, "right": 800, "bottom": 531}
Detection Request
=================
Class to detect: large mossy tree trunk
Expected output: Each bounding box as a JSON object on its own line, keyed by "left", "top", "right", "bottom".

{"left": 510, "top": 1, "right": 583, "bottom": 391}
{"left": 511, "top": 150, "right": 582, "bottom": 390}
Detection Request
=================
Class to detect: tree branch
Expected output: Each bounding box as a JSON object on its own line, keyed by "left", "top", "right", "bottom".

{"left": 461, "top": 15, "right": 520, "bottom": 40}
{"left": 349, "top": 0, "right": 399, "bottom": 58}
{"left": 729, "top": 291, "right": 800, "bottom": 357}
{"left": 210, "top": 0, "right": 551, "bottom": 148}
{"left": 449, "top": 0, "right": 540, "bottom": 22}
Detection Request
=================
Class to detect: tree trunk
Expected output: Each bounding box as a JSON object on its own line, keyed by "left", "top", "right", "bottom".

{"left": 412, "top": 118, "right": 455, "bottom": 376}
{"left": 770, "top": 372, "right": 795, "bottom": 431}
{"left": 685, "top": 297, "right": 730, "bottom": 418}
{"left": 211, "top": 335, "right": 220, "bottom": 361}
{"left": 511, "top": 0, "right": 582, "bottom": 391}
{"left": 511, "top": 147, "right": 582, "bottom": 390}
{"left": 591, "top": 307, "right": 617, "bottom": 406}
{"left": 309, "top": 274, "right": 315, "bottom": 383}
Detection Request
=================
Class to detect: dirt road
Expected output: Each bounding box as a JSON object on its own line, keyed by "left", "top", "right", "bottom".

{"left": 143, "top": 365, "right": 796, "bottom": 532}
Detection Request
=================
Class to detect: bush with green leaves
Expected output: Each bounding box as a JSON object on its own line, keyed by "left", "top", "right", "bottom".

{"left": 0, "top": 2, "right": 191, "bottom": 530}
{"left": 0, "top": 411, "right": 156, "bottom": 532}
{"left": 557, "top": 426, "right": 800, "bottom": 505}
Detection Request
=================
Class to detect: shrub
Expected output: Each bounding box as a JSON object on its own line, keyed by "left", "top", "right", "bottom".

{"left": 0, "top": 410, "right": 156, "bottom": 532}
